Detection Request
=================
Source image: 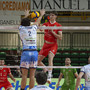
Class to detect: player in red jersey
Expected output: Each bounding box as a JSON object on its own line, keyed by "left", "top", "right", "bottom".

{"left": 38, "top": 11, "right": 62, "bottom": 84}
{"left": 0, "top": 60, "right": 16, "bottom": 90}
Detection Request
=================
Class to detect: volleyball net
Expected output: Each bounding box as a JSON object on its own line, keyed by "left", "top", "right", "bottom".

{"left": 0, "top": 25, "right": 90, "bottom": 30}
{"left": 0, "top": 25, "right": 89, "bottom": 90}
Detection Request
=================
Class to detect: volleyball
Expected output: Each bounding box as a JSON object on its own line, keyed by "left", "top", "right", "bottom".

{"left": 31, "top": 11, "right": 40, "bottom": 19}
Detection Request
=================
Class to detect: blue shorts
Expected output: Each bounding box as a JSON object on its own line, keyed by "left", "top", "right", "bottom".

{"left": 20, "top": 50, "right": 38, "bottom": 69}
{"left": 85, "top": 87, "right": 90, "bottom": 90}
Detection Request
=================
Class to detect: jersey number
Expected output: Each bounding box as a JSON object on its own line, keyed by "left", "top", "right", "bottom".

{"left": 28, "top": 31, "right": 31, "bottom": 36}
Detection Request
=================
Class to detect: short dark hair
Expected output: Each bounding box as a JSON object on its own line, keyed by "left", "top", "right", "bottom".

{"left": 35, "top": 71, "right": 47, "bottom": 85}
{"left": 50, "top": 11, "right": 58, "bottom": 16}
{"left": 21, "top": 18, "right": 30, "bottom": 26}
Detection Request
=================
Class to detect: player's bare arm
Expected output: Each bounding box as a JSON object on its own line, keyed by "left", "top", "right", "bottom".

{"left": 74, "top": 72, "right": 82, "bottom": 88}
{"left": 24, "top": 10, "right": 31, "bottom": 18}
{"left": 75, "top": 72, "right": 84, "bottom": 90}
{"left": 56, "top": 73, "right": 63, "bottom": 88}
{"left": 34, "top": 9, "right": 45, "bottom": 26}
{"left": 8, "top": 73, "right": 16, "bottom": 82}
{"left": 51, "top": 30, "right": 62, "bottom": 40}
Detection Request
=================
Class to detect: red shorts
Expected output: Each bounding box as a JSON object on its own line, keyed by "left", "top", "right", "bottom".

{"left": 0, "top": 81, "right": 12, "bottom": 89}
{"left": 39, "top": 42, "right": 58, "bottom": 57}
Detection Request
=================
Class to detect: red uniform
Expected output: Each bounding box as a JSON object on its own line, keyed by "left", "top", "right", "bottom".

{"left": 0, "top": 66, "right": 13, "bottom": 89}
{"left": 39, "top": 21, "right": 62, "bottom": 57}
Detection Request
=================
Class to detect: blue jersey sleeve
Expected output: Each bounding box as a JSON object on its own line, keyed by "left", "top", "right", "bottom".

{"left": 19, "top": 25, "right": 25, "bottom": 30}
{"left": 32, "top": 25, "right": 38, "bottom": 30}
{"left": 81, "top": 66, "right": 85, "bottom": 73}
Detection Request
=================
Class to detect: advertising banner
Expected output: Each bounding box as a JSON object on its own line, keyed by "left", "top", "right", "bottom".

{"left": 0, "top": 0, "right": 30, "bottom": 15}
{"left": 0, "top": 15, "right": 20, "bottom": 25}
{"left": 1, "top": 78, "right": 85, "bottom": 90}
{"left": 31, "top": 0, "right": 90, "bottom": 12}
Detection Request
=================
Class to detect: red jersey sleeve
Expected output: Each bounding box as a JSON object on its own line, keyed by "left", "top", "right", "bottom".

{"left": 8, "top": 68, "right": 11, "bottom": 74}
{"left": 57, "top": 23, "right": 62, "bottom": 32}
{"left": 43, "top": 22, "right": 49, "bottom": 26}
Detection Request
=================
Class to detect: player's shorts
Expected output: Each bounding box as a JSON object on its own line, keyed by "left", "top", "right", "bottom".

{"left": 0, "top": 81, "right": 12, "bottom": 89}
{"left": 61, "top": 84, "right": 75, "bottom": 90}
{"left": 39, "top": 42, "right": 58, "bottom": 57}
{"left": 20, "top": 50, "right": 38, "bottom": 69}
{"left": 85, "top": 87, "right": 90, "bottom": 90}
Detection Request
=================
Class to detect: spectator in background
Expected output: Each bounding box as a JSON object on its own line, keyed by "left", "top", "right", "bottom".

{"left": 0, "top": 60, "right": 16, "bottom": 90}
{"left": 75, "top": 57, "right": 90, "bottom": 90}
{"left": 30, "top": 71, "right": 53, "bottom": 90}
{"left": 56, "top": 58, "right": 81, "bottom": 90}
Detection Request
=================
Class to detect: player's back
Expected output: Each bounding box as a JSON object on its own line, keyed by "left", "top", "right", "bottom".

{"left": 30, "top": 85, "right": 53, "bottom": 90}
{"left": 19, "top": 25, "right": 38, "bottom": 50}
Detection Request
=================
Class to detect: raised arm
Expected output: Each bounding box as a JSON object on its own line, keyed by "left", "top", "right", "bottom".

{"left": 24, "top": 10, "right": 31, "bottom": 18}
{"left": 33, "top": 9, "right": 45, "bottom": 26}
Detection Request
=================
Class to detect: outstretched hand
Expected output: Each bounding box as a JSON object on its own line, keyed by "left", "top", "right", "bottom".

{"left": 40, "top": 9, "right": 45, "bottom": 16}
{"left": 24, "top": 10, "right": 30, "bottom": 18}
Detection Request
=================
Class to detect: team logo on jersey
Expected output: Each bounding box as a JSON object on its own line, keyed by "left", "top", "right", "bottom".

{"left": 68, "top": 70, "right": 71, "bottom": 72}
{"left": 3, "top": 70, "right": 6, "bottom": 72}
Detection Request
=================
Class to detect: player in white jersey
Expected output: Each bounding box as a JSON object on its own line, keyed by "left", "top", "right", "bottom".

{"left": 19, "top": 9, "right": 45, "bottom": 90}
{"left": 30, "top": 71, "right": 53, "bottom": 90}
{"left": 75, "top": 57, "right": 90, "bottom": 90}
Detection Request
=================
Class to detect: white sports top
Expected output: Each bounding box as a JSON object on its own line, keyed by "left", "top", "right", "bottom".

{"left": 30, "top": 85, "right": 53, "bottom": 90}
{"left": 19, "top": 25, "right": 38, "bottom": 50}
{"left": 81, "top": 64, "right": 90, "bottom": 87}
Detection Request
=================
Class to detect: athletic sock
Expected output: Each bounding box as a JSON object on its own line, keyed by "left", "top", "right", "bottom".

{"left": 48, "top": 70, "right": 52, "bottom": 78}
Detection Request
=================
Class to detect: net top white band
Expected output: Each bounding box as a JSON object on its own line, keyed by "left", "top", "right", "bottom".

{"left": 0, "top": 66, "right": 82, "bottom": 69}
{"left": 39, "top": 26, "right": 90, "bottom": 30}
{"left": 0, "top": 26, "right": 90, "bottom": 30}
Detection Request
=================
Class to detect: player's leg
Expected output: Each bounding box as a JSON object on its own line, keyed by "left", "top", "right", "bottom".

{"left": 29, "top": 50, "right": 38, "bottom": 89}
{"left": 47, "top": 52, "right": 55, "bottom": 84}
{"left": 20, "top": 51, "right": 30, "bottom": 89}
{"left": 21, "top": 68, "right": 28, "bottom": 89}
{"left": 38, "top": 43, "right": 50, "bottom": 72}
{"left": 29, "top": 68, "right": 36, "bottom": 89}
{"left": 47, "top": 43, "right": 58, "bottom": 84}
{"left": 38, "top": 55, "right": 46, "bottom": 72}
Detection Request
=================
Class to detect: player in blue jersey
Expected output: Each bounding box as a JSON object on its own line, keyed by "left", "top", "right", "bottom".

{"left": 19, "top": 9, "right": 45, "bottom": 90}
{"left": 75, "top": 57, "right": 90, "bottom": 90}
